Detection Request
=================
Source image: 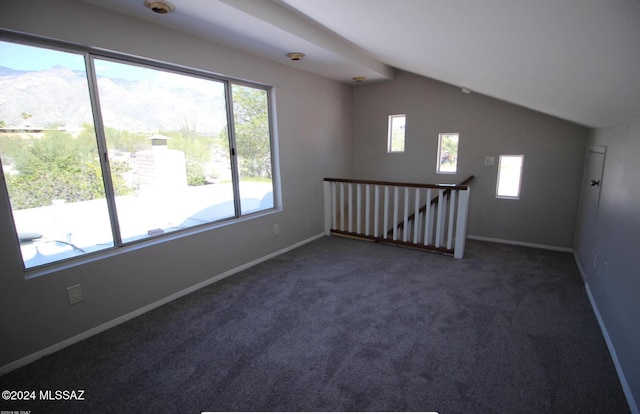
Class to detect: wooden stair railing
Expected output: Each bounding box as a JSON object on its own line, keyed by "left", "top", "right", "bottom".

{"left": 323, "top": 176, "right": 472, "bottom": 258}
{"left": 387, "top": 175, "right": 474, "bottom": 238}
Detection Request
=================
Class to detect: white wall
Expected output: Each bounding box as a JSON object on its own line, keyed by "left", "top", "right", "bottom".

{"left": 579, "top": 118, "right": 640, "bottom": 412}
{"left": 352, "top": 70, "right": 589, "bottom": 248}
{"left": 0, "top": 0, "right": 353, "bottom": 368}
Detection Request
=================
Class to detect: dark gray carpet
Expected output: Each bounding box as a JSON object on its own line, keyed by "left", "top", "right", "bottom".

{"left": 0, "top": 237, "right": 629, "bottom": 413}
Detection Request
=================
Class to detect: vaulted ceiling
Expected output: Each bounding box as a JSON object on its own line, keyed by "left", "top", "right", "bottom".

{"left": 83, "top": 0, "right": 640, "bottom": 128}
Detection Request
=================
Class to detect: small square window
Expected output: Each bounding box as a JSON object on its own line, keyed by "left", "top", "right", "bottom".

{"left": 387, "top": 114, "right": 405, "bottom": 153}
{"left": 437, "top": 133, "right": 459, "bottom": 173}
{"left": 496, "top": 155, "right": 524, "bottom": 199}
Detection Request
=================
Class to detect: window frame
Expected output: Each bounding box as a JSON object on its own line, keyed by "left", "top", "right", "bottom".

{"left": 496, "top": 154, "right": 524, "bottom": 199}
{"left": 387, "top": 114, "right": 406, "bottom": 153}
{"left": 436, "top": 132, "right": 459, "bottom": 174}
{"left": 0, "top": 30, "right": 279, "bottom": 274}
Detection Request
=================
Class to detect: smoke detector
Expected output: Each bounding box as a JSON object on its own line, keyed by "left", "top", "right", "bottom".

{"left": 144, "top": 0, "right": 175, "bottom": 14}
{"left": 286, "top": 52, "right": 305, "bottom": 61}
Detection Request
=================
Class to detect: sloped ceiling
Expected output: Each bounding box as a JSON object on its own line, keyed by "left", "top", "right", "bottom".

{"left": 82, "top": 0, "right": 640, "bottom": 128}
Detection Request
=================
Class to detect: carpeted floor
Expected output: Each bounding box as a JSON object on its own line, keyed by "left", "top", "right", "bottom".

{"left": 0, "top": 236, "right": 630, "bottom": 413}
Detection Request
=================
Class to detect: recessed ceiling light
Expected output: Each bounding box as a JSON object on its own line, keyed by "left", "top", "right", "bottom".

{"left": 286, "top": 52, "right": 305, "bottom": 61}
{"left": 144, "top": 0, "right": 175, "bottom": 14}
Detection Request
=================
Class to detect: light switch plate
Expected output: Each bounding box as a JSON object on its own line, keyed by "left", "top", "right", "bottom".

{"left": 66, "top": 284, "right": 84, "bottom": 305}
{"left": 484, "top": 156, "right": 495, "bottom": 166}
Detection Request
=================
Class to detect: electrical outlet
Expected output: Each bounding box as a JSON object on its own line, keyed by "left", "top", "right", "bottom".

{"left": 484, "top": 156, "right": 495, "bottom": 166}
{"left": 273, "top": 223, "right": 280, "bottom": 235}
{"left": 66, "top": 284, "right": 84, "bottom": 305}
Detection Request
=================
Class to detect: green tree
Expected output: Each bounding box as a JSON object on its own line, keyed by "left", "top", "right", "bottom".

{"left": 439, "top": 134, "right": 459, "bottom": 167}
{"left": 104, "top": 126, "right": 149, "bottom": 153}
{"left": 20, "top": 112, "right": 32, "bottom": 125}
{"left": 165, "top": 119, "right": 212, "bottom": 186}
{"left": 231, "top": 85, "right": 271, "bottom": 179}
{"left": 3, "top": 128, "right": 133, "bottom": 209}
{"left": 0, "top": 133, "right": 22, "bottom": 157}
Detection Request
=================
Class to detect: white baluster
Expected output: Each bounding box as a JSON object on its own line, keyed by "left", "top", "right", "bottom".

{"left": 374, "top": 185, "right": 380, "bottom": 237}
{"left": 365, "top": 185, "right": 371, "bottom": 236}
{"left": 340, "top": 182, "right": 345, "bottom": 232}
{"left": 424, "top": 189, "right": 432, "bottom": 246}
{"left": 454, "top": 188, "right": 470, "bottom": 259}
{"left": 447, "top": 190, "right": 457, "bottom": 250}
{"left": 356, "top": 184, "right": 362, "bottom": 235}
{"left": 348, "top": 183, "right": 353, "bottom": 233}
{"left": 435, "top": 189, "right": 445, "bottom": 247}
{"left": 324, "top": 181, "right": 332, "bottom": 235}
{"left": 331, "top": 182, "right": 337, "bottom": 232}
{"left": 403, "top": 187, "right": 410, "bottom": 242}
{"left": 393, "top": 186, "right": 399, "bottom": 240}
{"left": 383, "top": 186, "right": 390, "bottom": 239}
{"left": 413, "top": 188, "right": 420, "bottom": 244}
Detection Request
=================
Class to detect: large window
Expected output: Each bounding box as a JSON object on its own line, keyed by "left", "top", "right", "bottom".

{"left": 0, "top": 37, "right": 275, "bottom": 270}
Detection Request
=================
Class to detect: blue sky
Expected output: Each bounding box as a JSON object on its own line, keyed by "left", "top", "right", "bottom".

{"left": 0, "top": 40, "right": 150, "bottom": 82}
{"left": 0, "top": 40, "right": 222, "bottom": 92}
{"left": 0, "top": 41, "right": 86, "bottom": 72}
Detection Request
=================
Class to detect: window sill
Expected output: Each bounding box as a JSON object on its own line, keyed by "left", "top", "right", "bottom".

{"left": 23, "top": 207, "right": 281, "bottom": 280}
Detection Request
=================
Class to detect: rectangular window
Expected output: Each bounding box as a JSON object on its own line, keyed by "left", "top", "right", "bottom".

{"left": 496, "top": 155, "right": 524, "bottom": 199}
{"left": 387, "top": 114, "right": 405, "bottom": 152}
{"left": 437, "top": 133, "right": 459, "bottom": 173}
{"left": 232, "top": 84, "right": 274, "bottom": 214}
{"left": 0, "top": 37, "right": 276, "bottom": 270}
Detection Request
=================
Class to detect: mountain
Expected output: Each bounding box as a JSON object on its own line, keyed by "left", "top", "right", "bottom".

{"left": 0, "top": 66, "right": 30, "bottom": 76}
{"left": 0, "top": 66, "right": 227, "bottom": 135}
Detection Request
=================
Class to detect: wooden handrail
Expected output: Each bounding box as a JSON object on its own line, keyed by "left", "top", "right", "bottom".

{"left": 430, "top": 175, "right": 475, "bottom": 205}
{"left": 388, "top": 175, "right": 474, "bottom": 236}
{"left": 323, "top": 175, "right": 473, "bottom": 258}
{"left": 324, "top": 177, "right": 470, "bottom": 191}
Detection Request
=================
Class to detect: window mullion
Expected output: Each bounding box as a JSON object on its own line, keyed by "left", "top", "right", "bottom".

{"left": 84, "top": 54, "right": 123, "bottom": 246}
{"left": 225, "top": 81, "right": 242, "bottom": 218}
{"left": 265, "top": 87, "right": 278, "bottom": 208}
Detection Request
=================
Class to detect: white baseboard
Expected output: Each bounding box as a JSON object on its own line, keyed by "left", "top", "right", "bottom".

{"left": 467, "top": 235, "right": 573, "bottom": 252}
{"left": 0, "top": 233, "right": 325, "bottom": 376}
{"left": 572, "top": 252, "right": 638, "bottom": 414}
